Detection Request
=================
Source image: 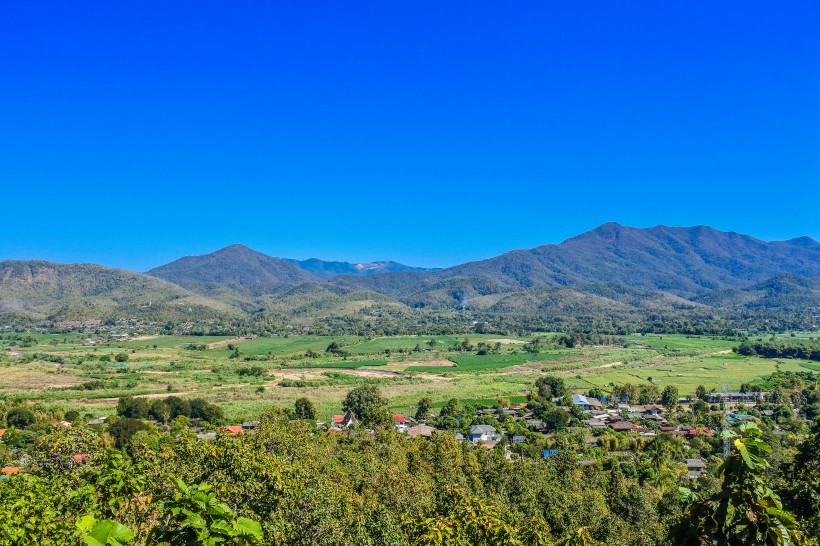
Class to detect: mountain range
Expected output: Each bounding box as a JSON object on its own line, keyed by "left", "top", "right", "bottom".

{"left": 2, "top": 223, "right": 819, "bottom": 325}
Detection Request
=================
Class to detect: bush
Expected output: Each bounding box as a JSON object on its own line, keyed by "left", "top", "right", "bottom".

{"left": 6, "top": 407, "right": 37, "bottom": 428}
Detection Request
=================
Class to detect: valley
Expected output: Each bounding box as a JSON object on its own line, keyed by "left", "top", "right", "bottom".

{"left": 3, "top": 331, "right": 814, "bottom": 422}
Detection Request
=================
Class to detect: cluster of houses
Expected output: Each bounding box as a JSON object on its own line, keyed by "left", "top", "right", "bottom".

{"left": 574, "top": 394, "right": 714, "bottom": 438}
{"left": 1, "top": 395, "right": 722, "bottom": 481}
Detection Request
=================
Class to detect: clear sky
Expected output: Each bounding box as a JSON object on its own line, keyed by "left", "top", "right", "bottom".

{"left": 1, "top": 2, "right": 818, "bottom": 271}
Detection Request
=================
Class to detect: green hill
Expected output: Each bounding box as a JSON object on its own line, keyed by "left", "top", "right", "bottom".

{"left": 0, "top": 260, "right": 235, "bottom": 322}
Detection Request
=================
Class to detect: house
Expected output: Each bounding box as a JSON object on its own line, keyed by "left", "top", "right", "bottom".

{"left": 241, "top": 421, "right": 259, "bottom": 431}
{"left": 708, "top": 392, "right": 767, "bottom": 403}
{"left": 221, "top": 426, "right": 243, "bottom": 436}
{"left": 331, "top": 410, "right": 358, "bottom": 430}
{"left": 88, "top": 417, "right": 107, "bottom": 426}
{"left": 642, "top": 405, "right": 664, "bottom": 416}
{"left": 1, "top": 467, "right": 21, "bottom": 476}
{"left": 0, "top": 429, "right": 5, "bottom": 442}
{"left": 609, "top": 421, "right": 637, "bottom": 432}
{"left": 406, "top": 424, "right": 435, "bottom": 438}
{"left": 572, "top": 394, "right": 603, "bottom": 411}
{"left": 686, "top": 458, "right": 707, "bottom": 479}
{"left": 470, "top": 424, "right": 501, "bottom": 445}
{"left": 585, "top": 419, "right": 608, "bottom": 430}
{"left": 392, "top": 414, "right": 414, "bottom": 431}
{"left": 196, "top": 432, "right": 217, "bottom": 441}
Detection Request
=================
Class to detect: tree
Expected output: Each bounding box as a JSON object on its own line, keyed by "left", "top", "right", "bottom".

{"left": 117, "top": 396, "right": 149, "bottom": 419}
{"left": 695, "top": 385, "right": 708, "bottom": 401}
{"left": 294, "top": 397, "right": 318, "bottom": 420}
{"left": 148, "top": 399, "right": 170, "bottom": 424}
{"left": 541, "top": 405, "right": 570, "bottom": 432}
{"left": 6, "top": 407, "right": 36, "bottom": 428}
{"left": 114, "top": 353, "right": 129, "bottom": 363}
{"left": 613, "top": 383, "right": 639, "bottom": 403}
{"left": 661, "top": 386, "right": 679, "bottom": 413}
{"left": 342, "top": 385, "right": 391, "bottom": 427}
{"left": 639, "top": 384, "right": 660, "bottom": 404}
{"left": 163, "top": 396, "right": 191, "bottom": 419}
{"left": 535, "top": 376, "right": 566, "bottom": 399}
{"left": 415, "top": 397, "right": 433, "bottom": 422}
{"left": 674, "top": 422, "right": 804, "bottom": 545}
{"left": 189, "top": 398, "right": 224, "bottom": 424}
{"left": 438, "top": 398, "right": 462, "bottom": 419}
{"left": 107, "top": 418, "right": 151, "bottom": 449}
{"left": 788, "top": 419, "right": 820, "bottom": 537}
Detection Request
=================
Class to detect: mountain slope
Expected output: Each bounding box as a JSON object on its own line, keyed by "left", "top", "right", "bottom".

{"left": 694, "top": 274, "right": 820, "bottom": 312}
{"left": 434, "top": 223, "right": 820, "bottom": 296}
{"left": 0, "top": 260, "right": 234, "bottom": 321}
{"left": 148, "top": 244, "right": 315, "bottom": 297}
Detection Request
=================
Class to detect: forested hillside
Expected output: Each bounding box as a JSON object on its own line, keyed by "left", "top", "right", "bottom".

{"left": 3, "top": 224, "right": 819, "bottom": 329}
{"left": 148, "top": 244, "right": 316, "bottom": 296}
{"left": 0, "top": 261, "right": 234, "bottom": 323}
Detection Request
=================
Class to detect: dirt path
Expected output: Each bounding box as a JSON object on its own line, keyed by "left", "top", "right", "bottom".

{"left": 486, "top": 338, "right": 527, "bottom": 345}
{"left": 597, "top": 361, "right": 624, "bottom": 369}
{"left": 207, "top": 337, "right": 251, "bottom": 349}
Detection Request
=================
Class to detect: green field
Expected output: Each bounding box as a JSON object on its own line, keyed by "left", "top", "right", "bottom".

{"left": 1, "top": 332, "right": 818, "bottom": 422}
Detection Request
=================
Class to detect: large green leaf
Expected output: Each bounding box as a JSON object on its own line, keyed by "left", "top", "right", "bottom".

{"left": 233, "top": 517, "right": 263, "bottom": 539}
{"left": 82, "top": 520, "right": 134, "bottom": 546}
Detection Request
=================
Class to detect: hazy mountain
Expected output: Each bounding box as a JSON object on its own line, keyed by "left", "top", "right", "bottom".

{"left": 286, "top": 258, "right": 438, "bottom": 277}
{"left": 0, "top": 260, "right": 234, "bottom": 321}
{"left": 148, "top": 244, "right": 315, "bottom": 297}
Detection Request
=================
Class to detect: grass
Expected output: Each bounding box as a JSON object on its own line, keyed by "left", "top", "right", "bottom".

{"left": 2, "top": 333, "right": 818, "bottom": 422}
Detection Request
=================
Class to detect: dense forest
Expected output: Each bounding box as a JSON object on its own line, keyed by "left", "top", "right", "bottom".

{"left": 1, "top": 370, "right": 818, "bottom": 545}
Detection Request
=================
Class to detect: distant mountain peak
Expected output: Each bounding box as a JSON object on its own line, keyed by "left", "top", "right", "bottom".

{"left": 784, "top": 236, "right": 820, "bottom": 247}
{"left": 147, "top": 245, "right": 315, "bottom": 295}
{"left": 286, "top": 258, "right": 439, "bottom": 277}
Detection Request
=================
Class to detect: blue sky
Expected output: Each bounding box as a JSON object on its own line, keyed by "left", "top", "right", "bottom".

{"left": 1, "top": 2, "right": 818, "bottom": 270}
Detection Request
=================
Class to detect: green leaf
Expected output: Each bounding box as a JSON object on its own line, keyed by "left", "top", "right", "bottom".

{"left": 209, "top": 520, "right": 235, "bottom": 536}
{"left": 234, "top": 517, "right": 263, "bottom": 539}
{"left": 82, "top": 520, "right": 134, "bottom": 546}
{"left": 76, "top": 515, "right": 96, "bottom": 533}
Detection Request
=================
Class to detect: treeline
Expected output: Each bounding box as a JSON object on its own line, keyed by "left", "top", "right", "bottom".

{"left": 735, "top": 341, "right": 820, "bottom": 361}
{"left": 116, "top": 395, "right": 224, "bottom": 424}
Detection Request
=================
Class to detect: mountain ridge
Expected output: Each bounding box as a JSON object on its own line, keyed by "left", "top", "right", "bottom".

{"left": 3, "top": 223, "right": 819, "bottom": 324}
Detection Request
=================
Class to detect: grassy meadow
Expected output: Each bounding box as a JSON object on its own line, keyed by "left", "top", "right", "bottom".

{"left": 1, "top": 332, "right": 817, "bottom": 422}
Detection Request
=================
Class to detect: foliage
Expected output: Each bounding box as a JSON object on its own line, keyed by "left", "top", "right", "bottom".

{"left": 342, "top": 385, "right": 391, "bottom": 427}
{"left": 293, "top": 397, "right": 318, "bottom": 420}
{"left": 675, "top": 422, "right": 803, "bottom": 545}
{"left": 152, "top": 479, "right": 262, "bottom": 545}
{"left": 6, "top": 407, "right": 36, "bottom": 428}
